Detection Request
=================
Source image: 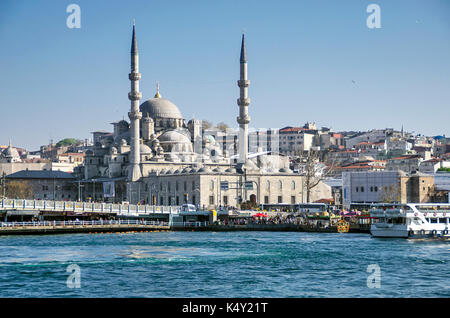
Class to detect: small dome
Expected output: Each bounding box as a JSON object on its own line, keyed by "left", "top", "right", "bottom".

{"left": 140, "top": 144, "right": 152, "bottom": 154}
{"left": 158, "top": 130, "right": 193, "bottom": 153}
{"left": 158, "top": 130, "right": 191, "bottom": 143}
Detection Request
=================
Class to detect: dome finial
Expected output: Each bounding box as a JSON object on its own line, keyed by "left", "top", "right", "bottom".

{"left": 154, "top": 81, "right": 161, "bottom": 98}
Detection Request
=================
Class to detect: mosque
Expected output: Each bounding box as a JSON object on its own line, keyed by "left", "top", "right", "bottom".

{"left": 82, "top": 24, "right": 331, "bottom": 207}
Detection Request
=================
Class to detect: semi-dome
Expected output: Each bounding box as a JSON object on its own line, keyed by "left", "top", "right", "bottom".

{"left": 140, "top": 144, "right": 152, "bottom": 154}
{"left": 158, "top": 130, "right": 193, "bottom": 153}
{"left": 140, "top": 98, "right": 182, "bottom": 119}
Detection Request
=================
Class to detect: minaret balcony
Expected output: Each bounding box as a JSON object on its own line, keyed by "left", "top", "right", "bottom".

{"left": 237, "top": 79, "right": 250, "bottom": 87}
{"left": 128, "top": 91, "right": 142, "bottom": 101}
{"left": 237, "top": 115, "right": 251, "bottom": 125}
{"left": 237, "top": 98, "right": 250, "bottom": 106}
{"left": 129, "top": 72, "right": 141, "bottom": 81}
{"left": 128, "top": 111, "right": 142, "bottom": 121}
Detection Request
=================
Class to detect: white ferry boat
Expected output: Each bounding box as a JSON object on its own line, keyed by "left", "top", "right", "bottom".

{"left": 370, "top": 203, "right": 450, "bottom": 239}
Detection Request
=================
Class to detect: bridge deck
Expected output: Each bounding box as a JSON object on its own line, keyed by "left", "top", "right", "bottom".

{"left": 0, "top": 199, "right": 181, "bottom": 216}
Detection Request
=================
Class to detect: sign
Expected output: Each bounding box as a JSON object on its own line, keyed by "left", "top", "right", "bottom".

{"left": 245, "top": 181, "right": 253, "bottom": 190}
{"left": 103, "top": 181, "right": 115, "bottom": 198}
{"left": 220, "top": 181, "right": 229, "bottom": 190}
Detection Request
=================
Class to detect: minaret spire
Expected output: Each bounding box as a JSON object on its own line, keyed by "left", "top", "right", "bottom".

{"left": 240, "top": 33, "right": 247, "bottom": 63}
{"left": 128, "top": 22, "right": 142, "bottom": 182}
{"left": 237, "top": 33, "right": 250, "bottom": 164}
{"left": 154, "top": 81, "right": 161, "bottom": 98}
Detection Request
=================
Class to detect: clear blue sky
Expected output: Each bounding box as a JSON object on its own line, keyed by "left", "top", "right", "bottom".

{"left": 1, "top": 0, "right": 449, "bottom": 151}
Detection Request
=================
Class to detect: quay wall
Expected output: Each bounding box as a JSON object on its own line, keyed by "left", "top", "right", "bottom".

{"left": 0, "top": 224, "right": 170, "bottom": 236}
{"left": 174, "top": 224, "right": 370, "bottom": 233}
{"left": 0, "top": 224, "right": 369, "bottom": 235}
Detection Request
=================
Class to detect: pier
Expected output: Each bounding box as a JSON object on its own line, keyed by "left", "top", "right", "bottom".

{"left": 0, "top": 199, "right": 370, "bottom": 235}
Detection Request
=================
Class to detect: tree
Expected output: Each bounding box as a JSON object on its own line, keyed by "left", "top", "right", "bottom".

{"left": 201, "top": 120, "right": 213, "bottom": 130}
{"left": 300, "top": 150, "right": 336, "bottom": 203}
{"left": 240, "top": 200, "right": 258, "bottom": 210}
{"left": 56, "top": 138, "right": 83, "bottom": 148}
{"left": 215, "top": 122, "right": 229, "bottom": 132}
{"left": 3, "top": 180, "right": 34, "bottom": 199}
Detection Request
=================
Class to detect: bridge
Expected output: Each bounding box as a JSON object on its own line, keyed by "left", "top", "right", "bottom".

{"left": 0, "top": 199, "right": 182, "bottom": 217}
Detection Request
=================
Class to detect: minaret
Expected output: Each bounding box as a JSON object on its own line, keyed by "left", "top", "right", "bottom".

{"left": 237, "top": 34, "right": 250, "bottom": 164}
{"left": 127, "top": 22, "right": 142, "bottom": 181}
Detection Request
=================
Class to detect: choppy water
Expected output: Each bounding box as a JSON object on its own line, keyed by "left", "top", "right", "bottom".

{"left": 0, "top": 231, "right": 448, "bottom": 297}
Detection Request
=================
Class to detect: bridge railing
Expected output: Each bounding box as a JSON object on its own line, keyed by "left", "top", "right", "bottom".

{"left": 0, "top": 219, "right": 170, "bottom": 228}
{"left": 0, "top": 199, "right": 181, "bottom": 215}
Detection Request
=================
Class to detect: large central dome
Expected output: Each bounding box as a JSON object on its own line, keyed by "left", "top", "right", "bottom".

{"left": 140, "top": 97, "right": 183, "bottom": 119}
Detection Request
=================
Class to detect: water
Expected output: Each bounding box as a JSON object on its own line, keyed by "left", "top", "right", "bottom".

{"left": 0, "top": 231, "right": 448, "bottom": 297}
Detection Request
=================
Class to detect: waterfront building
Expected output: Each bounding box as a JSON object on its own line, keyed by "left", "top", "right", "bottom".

{"left": 5, "top": 170, "right": 77, "bottom": 201}
{"left": 342, "top": 170, "right": 435, "bottom": 208}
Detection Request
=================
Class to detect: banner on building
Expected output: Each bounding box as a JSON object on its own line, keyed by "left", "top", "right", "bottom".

{"left": 103, "top": 181, "right": 115, "bottom": 198}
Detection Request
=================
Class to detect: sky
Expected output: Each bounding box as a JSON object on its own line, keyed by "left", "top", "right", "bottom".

{"left": 0, "top": 0, "right": 449, "bottom": 151}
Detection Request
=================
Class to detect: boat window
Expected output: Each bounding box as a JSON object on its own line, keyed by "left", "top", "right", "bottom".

{"left": 394, "top": 218, "right": 405, "bottom": 224}
{"left": 438, "top": 218, "right": 448, "bottom": 224}
{"left": 430, "top": 218, "right": 438, "bottom": 224}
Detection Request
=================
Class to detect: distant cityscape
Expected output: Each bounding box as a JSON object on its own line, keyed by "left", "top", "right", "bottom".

{"left": 1, "top": 25, "right": 449, "bottom": 210}
{"left": 1, "top": 121, "right": 449, "bottom": 208}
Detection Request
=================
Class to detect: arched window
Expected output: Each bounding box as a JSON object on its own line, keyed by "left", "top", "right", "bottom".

{"left": 266, "top": 180, "right": 270, "bottom": 190}
{"left": 192, "top": 181, "right": 195, "bottom": 191}
{"left": 279, "top": 180, "right": 283, "bottom": 190}
{"left": 184, "top": 181, "right": 187, "bottom": 191}
{"left": 210, "top": 180, "right": 214, "bottom": 190}
{"left": 291, "top": 181, "right": 295, "bottom": 190}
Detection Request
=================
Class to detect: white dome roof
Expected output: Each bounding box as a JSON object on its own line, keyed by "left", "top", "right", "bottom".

{"left": 140, "top": 97, "right": 182, "bottom": 119}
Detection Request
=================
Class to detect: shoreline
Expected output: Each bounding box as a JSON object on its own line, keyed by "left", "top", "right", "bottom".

{"left": 0, "top": 223, "right": 369, "bottom": 236}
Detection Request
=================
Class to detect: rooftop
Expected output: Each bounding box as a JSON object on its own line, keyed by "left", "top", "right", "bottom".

{"left": 6, "top": 170, "right": 75, "bottom": 180}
